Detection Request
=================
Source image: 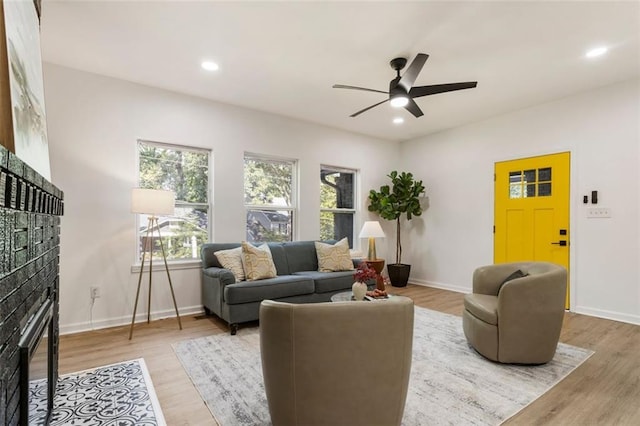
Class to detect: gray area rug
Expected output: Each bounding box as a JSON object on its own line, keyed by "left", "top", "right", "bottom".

{"left": 173, "top": 307, "right": 593, "bottom": 425}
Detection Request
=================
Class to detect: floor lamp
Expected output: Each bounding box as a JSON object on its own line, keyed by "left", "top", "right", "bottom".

{"left": 359, "top": 221, "right": 386, "bottom": 291}
{"left": 129, "top": 188, "right": 182, "bottom": 339}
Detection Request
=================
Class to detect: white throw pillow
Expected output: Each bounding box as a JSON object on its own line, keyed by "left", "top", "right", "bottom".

{"left": 315, "top": 238, "right": 354, "bottom": 272}
{"left": 241, "top": 242, "right": 277, "bottom": 281}
{"left": 214, "top": 247, "right": 245, "bottom": 282}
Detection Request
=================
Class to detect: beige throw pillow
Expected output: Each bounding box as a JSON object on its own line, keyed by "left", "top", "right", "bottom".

{"left": 214, "top": 247, "right": 245, "bottom": 282}
{"left": 315, "top": 238, "right": 354, "bottom": 272}
{"left": 241, "top": 242, "right": 277, "bottom": 281}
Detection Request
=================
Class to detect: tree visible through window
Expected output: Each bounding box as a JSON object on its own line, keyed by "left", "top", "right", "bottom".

{"left": 320, "top": 166, "right": 356, "bottom": 247}
{"left": 137, "top": 140, "right": 210, "bottom": 261}
{"left": 244, "top": 154, "right": 296, "bottom": 242}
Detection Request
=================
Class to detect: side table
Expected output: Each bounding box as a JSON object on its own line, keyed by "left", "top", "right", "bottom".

{"left": 365, "top": 259, "right": 386, "bottom": 291}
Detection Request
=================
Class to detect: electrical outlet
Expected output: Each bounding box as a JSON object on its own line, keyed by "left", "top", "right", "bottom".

{"left": 90, "top": 286, "right": 101, "bottom": 299}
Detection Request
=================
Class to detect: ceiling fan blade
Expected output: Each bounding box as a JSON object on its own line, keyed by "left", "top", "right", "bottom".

{"left": 349, "top": 99, "right": 389, "bottom": 117}
{"left": 410, "top": 82, "right": 478, "bottom": 98}
{"left": 404, "top": 97, "right": 424, "bottom": 118}
{"left": 333, "top": 84, "right": 389, "bottom": 95}
{"left": 398, "top": 53, "right": 429, "bottom": 92}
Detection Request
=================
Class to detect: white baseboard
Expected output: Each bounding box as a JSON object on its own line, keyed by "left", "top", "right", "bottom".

{"left": 409, "top": 278, "right": 470, "bottom": 294}
{"left": 60, "top": 305, "right": 205, "bottom": 335}
{"left": 573, "top": 306, "right": 640, "bottom": 326}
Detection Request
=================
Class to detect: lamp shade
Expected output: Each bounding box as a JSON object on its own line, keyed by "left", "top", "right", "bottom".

{"left": 359, "top": 221, "right": 386, "bottom": 238}
{"left": 131, "top": 188, "right": 175, "bottom": 215}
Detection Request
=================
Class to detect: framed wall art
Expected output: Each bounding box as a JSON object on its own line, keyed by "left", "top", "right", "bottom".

{"left": 2, "top": 0, "right": 50, "bottom": 180}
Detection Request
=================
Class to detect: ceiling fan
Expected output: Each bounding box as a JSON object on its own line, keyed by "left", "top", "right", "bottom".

{"left": 333, "top": 53, "right": 477, "bottom": 118}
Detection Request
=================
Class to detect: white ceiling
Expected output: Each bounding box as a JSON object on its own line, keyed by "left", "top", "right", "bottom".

{"left": 40, "top": 1, "right": 640, "bottom": 142}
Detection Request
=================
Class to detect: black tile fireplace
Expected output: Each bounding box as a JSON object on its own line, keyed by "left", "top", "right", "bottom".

{"left": 0, "top": 146, "right": 63, "bottom": 426}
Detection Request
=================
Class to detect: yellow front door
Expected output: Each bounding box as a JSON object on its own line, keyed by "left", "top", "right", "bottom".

{"left": 494, "top": 152, "right": 570, "bottom": 308}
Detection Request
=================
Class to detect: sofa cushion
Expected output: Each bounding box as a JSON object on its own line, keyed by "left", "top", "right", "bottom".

{"left": 242, "top": 242, "right": 278, "bottom": 280}
{"left": 464, "top": 294, "right": 498, "bottom": 325}
{"left": 315, "top": 238, "right": 354, "bottom": 272}
{"left": 282, "top": 241, "right": 319, "bottom": 273}
{"left": 293, "top": 270, "right": 356, "bottom": 294}
{"left": 224, "top": 275, "right": 315, "bottom": 304}
{"left": 214, "top": 247, "right": 245, "bottom": 282}
{"left": 201, "top": 243, "right": 241, "bottom": 268}
{"left": 267, "top": 243, "right": 290, "bottom": 275}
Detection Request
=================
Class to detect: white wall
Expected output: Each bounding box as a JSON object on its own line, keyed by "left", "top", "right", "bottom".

{"left": 398, "top": 78, "right": 640, "bottom": 325}
{"left": 43, "top": 63, "right": 399, "bottom": 334}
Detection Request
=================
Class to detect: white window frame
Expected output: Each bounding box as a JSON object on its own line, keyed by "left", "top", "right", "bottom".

{"left": 244, "top": 153, "right": 298, "bottom": 242}
{"left": 135, "top": 139, "right": 212, "bottom": 265}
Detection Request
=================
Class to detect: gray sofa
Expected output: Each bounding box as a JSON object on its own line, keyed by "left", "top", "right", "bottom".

{"left": 201, "top": 241, "right": 373, "bottom": 334}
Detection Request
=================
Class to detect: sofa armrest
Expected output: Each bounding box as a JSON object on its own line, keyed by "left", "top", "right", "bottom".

{"left": 202, "top": 267, "right": 237, "bottom": 318}
{"left": 203, "top": 266, "right": 237, "bottom": 283}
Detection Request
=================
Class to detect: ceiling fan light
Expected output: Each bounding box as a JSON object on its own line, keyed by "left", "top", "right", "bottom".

{"left": 393, "top": 117, "right": 404, "bottom": 124}
{"left": 585, "top": 46, "right": 608, "bottom": 58}
{"left": 390, "top": 96, "right": 409, "bottom": 108}
{"left": 201, "top": 60, "right": 219, "bottom": 71}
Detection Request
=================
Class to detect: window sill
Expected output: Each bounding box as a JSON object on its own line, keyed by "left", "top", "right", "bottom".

{"left": 131, "top": 259, "right": 202, "bottom": 274}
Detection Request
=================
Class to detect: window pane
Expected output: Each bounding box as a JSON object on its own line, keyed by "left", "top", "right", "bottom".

{"left": 526, "top": 184, "right": 536, "bottom": 197}
{"left": 524, "top": 169, "right": 536, "bottom": 183}
{"left": 137, "top": 207, "right": 208, "bottom": 261}
{"left": 138, "top": 144, "right": 208, "bottom": 204}
{"left": 510, "top": 183, "right": 522, "bottom": 199}
{"left": 246, "top": 209, "right": 292, "bottom": 243}
{"left": 538, "top": 167, "right": 552, "bottom": 181}
{"left": 538, "top": 183, "right": 552, "bottom": 196}
{"left": 244, "top": 157, "right": 293, "bottom": 206}
{"left": 320, "top": 211, "right": 354, "bottom": 247}
{"left": 509, "top": 171, "right": 522, "bottom": 183}
{"left": 321, "top": 167, "right": 354, "bottom": 209}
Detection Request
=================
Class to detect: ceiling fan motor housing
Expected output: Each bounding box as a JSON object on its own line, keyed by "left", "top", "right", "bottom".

{"left": 390, "top": 57, "right": 408, "bottom": 72}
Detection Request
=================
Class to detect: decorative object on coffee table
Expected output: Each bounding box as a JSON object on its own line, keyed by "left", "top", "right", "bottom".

{"left": 368, "top": 171, "right": 425, "bottom": 287}
{"left": 352, "top": 263, "right": 377, "bottom": 301}
{"left": 129, "top": 188, "right": 182, "bottom": 339}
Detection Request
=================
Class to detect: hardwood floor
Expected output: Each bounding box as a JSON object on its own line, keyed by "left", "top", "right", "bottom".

{"left": 58, "top": 285, "right": 640, "bottom": 425}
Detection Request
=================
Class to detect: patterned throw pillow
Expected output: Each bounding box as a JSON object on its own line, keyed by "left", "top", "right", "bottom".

{"left": 214, "top": 247, "right": 245, "bottom": 282}
{"left": 315, "top": 238, "right": 355, "bottom": 272}
{"left": 241, "top": 242, "right": 277, "bottom": 281}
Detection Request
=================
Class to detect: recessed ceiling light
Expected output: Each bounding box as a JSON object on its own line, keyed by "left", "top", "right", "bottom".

{"left": 585, "top": 46, "right": 608, "bottom": 58}
{"left": 393, "top": 117, "right": 404, "bottom": 124}
{"left": 201, "top": 61, "right": 219, "bottom": 71}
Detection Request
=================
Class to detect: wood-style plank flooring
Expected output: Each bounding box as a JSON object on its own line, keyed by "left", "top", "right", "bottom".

{"left": 58, "top": 285, "right": 640, "bottom": 425}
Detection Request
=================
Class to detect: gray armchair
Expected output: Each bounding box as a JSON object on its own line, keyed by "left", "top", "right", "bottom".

{"left": 259, "top": 298, "right": 414, "bottom": 426}
{"left": 462, "top": 262, "right": 567, "bottom": 364}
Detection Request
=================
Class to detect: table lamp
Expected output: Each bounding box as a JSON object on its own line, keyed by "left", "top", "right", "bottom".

{"left": 359, "top": 221, "right": 386, "bottom": 260}
{"left": 129, "top": 188, "right": 182, "bottom": 339}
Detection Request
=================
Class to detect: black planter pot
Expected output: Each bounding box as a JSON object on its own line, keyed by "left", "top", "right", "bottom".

{"left": 387, "top": 264, "right": 411, "bottom": 287}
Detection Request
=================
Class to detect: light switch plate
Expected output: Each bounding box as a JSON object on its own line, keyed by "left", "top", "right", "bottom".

{"left": 587, "top": 207, "right": 611, "bottom": 218}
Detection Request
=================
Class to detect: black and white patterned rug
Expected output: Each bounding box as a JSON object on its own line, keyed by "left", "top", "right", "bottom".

{"left": 32, "top": 358, "right": 166, "bottom": 425}
{"left": 174, "top": 306, "right": 594, "bottom": 425}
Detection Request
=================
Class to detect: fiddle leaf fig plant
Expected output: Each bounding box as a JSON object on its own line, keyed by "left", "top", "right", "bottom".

{"left": 368, "top": 171, "right": 425, "bottom": 264}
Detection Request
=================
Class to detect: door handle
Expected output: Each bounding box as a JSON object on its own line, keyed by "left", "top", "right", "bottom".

{"left": 551, "top": 240, "right": 568, "bottom": 246}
